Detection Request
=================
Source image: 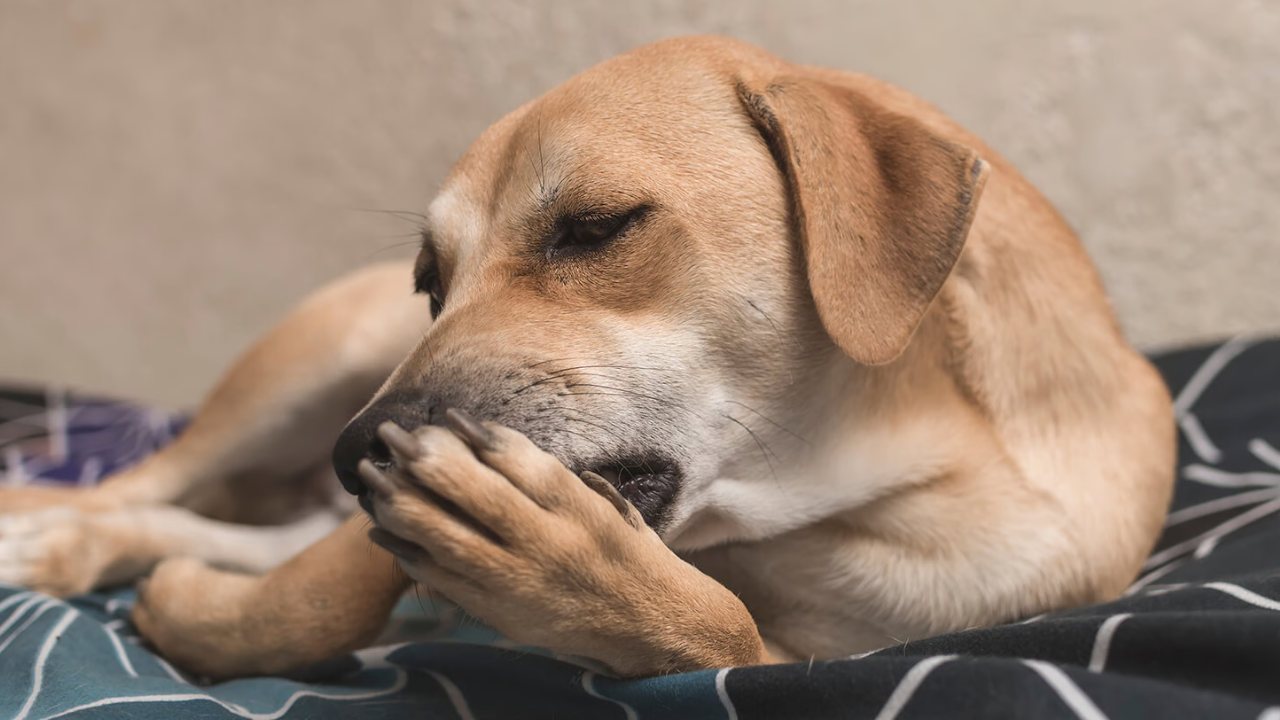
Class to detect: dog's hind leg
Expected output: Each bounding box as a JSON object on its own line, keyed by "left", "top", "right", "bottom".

{"left": 0, "top": 505, "right": 344, "bottom": 597}
{"left": 0, "top": 261, "right": 427, "bottom": 516}
{"left": 109, "top": 261, "right": 429, "bottom": 516}
{"left": 0, "top": 261, "right": 429, "bottom": 591}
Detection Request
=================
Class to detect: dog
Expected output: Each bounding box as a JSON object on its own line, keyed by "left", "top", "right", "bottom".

{"left": 0, "top": 35, "right": 1175, "bottom": 680}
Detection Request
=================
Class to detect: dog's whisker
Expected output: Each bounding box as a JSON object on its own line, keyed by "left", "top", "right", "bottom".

{"left": 555, "top": 426, "right": 611, "bottom": 459}
{"left": 512, "top": 369, "right": 656, "bottom": 400}
{"left": 510, "top": 374, "right": 561, "bottom": 398}
{"left": 536, "top": 112, "right": 546, "bottom": 190}
{"left": 556, "top": 413, "right": 624, "bottom": 445}
{"left": 745, "top": 299, "right": 781, "bottom": 333}
{"left": 510, "top": 363, "right": 673, "bottom": 401}
{"left": 422, "top": 332, "right": 436, "bottom": 366}
{"left": 560, "top": 390, "right": 699, "bottom": 421}
{"left": 563, "top": 384, "right": 701, "bottom": 417}
{"left": 536, "top": 110, "right": 549, "bottom": 197}
{"left": 725, "top": 414, "right": 781, "bottom": 487}
{"left": 527, "top": 356, "right": 590, "bottom": 369}
{"left": 525, "top": 357, "right": 674, "bottom": 372}
{"left": 554, "top": 410, "right": 657, "bottom": 476}
{"left": 543, "top": 364, "right": 675, "bottom": 376}
{"left": 724, "top": 400, "right": 811, "bottom": 446}
{"left": 350, "top": 207, "right": 431, "bottom": 224}
{"left": 560, "top": 383, "right": 685, "bottom": 411}
{"left": 547, "top": 404, "right": 621, "bottom": 430}
{"left": 520, "top": 150, "right": 544, "bottom": 205}
{"left": 363, "top": 239, "right": 427, "bottom": 259}
{"left": 558, "top": 425, "right": 655, "bottom": 481}
{"left": 365, "top": 233, "right": 430, "bottom": 246}
{"left": 412, "top": 582, "right": 439, "bottom": 618}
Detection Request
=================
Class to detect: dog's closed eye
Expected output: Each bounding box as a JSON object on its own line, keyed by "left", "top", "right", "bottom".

{"left": 412, "top": 265, "right": 445, "bottom": 317}
{"left": 546, "top": 206, "right": 649, "bottom": 261}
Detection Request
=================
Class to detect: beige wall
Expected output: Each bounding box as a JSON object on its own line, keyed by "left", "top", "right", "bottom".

{"left": 1, "top": 0, "right": 1277, "bottom": 409}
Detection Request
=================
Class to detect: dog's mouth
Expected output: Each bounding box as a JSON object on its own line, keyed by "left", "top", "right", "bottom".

{"left": 583, "top": 455, "right": 682, "bottom": 531}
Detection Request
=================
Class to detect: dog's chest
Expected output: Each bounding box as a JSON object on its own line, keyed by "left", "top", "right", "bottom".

{"left": 685, "top": 535, "right": 901, "bottom": 659}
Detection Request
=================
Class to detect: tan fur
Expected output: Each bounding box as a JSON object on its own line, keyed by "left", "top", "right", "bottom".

{"left": 0, "top": 36, "right": 1173, "bottom": 679}
{"left": 133, "top": 515, "right": 408, "bottom": 679}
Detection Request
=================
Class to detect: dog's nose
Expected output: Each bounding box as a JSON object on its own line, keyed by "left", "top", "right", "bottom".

{"left": 332, "top": 393, "right": 433, "bottom": 496}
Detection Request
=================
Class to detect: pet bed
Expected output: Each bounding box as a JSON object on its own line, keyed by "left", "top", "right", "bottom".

{"left": 1, "top": 338, "right": 1277, "bottom": 719}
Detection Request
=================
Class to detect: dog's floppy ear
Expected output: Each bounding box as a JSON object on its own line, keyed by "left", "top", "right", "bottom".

{"left": 738, "top": 75, "right": 989, "bottom": 365}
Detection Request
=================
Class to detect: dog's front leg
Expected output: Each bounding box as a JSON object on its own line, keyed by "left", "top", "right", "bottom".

{"left": 132, "top": 513, "right": 408, "bottom": 680}
{"left": 361, "top": 410, "right": 771, "bottom": 677}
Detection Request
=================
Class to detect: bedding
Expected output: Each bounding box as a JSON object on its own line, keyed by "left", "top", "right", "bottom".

{"left": 1, "top": 337, "right": 1277, "bottom": 719}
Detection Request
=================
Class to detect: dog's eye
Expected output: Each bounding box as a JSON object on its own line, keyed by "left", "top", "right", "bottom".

{"left": 547, "top": 207, "right": 647, "bottom": 260}
{"left": 413, "top": 269, "right": 445, "bottom": 317}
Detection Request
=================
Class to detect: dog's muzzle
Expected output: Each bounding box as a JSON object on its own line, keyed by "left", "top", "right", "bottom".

{"left": 332, "top": 392, "right": 684, "bottom": 530}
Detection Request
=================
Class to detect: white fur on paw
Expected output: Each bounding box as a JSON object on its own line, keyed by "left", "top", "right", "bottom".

{"left": 0, "top": 508, "right": 99, "bottom": 596}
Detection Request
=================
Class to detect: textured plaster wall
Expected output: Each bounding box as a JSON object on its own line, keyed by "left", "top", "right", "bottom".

{"left": 1, "top": 0, "right": 1277, "bottom": 408}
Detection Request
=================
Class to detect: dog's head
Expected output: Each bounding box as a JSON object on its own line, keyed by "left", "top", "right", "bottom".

{"left": 332, "top": 36, "right": 987, "bottom": 545}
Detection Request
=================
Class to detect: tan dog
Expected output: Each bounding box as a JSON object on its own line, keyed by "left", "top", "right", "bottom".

{"left": 0, "top": 36, "right": 1175, "bottom": 680}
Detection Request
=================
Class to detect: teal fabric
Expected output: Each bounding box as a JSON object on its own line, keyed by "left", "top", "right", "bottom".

{"left": 0, "top": 587, "right": 729, "bottom": 719}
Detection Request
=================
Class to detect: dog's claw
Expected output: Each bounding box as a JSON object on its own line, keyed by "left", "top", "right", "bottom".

{"left": 357, "top": 459, "right": 397, "bottom": 497}
{"left": 580, "top": 470, "right": 641, "bottom": 528}
{"left": 377, "top": 421, "right": 422, "bottom": 460}
{"left": 444, "top": 408, "right": 497, "bottom": 450}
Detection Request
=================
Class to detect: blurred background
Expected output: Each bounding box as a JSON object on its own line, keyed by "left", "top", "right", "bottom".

{"left": 1, "top": 0, "right": 1277, "bottom": 409}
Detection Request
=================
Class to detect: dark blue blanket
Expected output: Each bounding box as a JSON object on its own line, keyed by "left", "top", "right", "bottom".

{"left": 2, "top": 338, "right": 1278, "bottom": 719}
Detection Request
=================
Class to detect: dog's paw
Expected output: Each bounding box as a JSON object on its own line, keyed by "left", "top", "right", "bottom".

{"left": 0, "top": 508, "right": 108, "bottom": 596}
{"left": 361, "top": 409, "right": 765, "bottom": 676}
{"left": 132, "top": 557, "right": 267, "bottom": 680}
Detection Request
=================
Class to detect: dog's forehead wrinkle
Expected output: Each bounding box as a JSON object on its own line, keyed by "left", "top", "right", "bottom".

{"left": 497, "top": 95, "right": 739, "bottom": 203}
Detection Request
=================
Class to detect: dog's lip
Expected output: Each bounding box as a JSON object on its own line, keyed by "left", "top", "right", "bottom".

{"left": 582, "top": 456, "right": 681, "bottom": 530}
